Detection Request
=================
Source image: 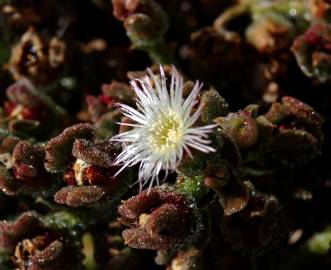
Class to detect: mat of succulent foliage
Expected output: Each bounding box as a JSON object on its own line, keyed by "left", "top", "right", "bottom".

{"left": 0, "top": 0, "right": 331, "bottom": 269}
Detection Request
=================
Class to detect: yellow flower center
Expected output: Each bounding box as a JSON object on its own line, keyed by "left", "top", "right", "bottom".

{"left": 149, "top": 111, "right": 183, "bottom": 153}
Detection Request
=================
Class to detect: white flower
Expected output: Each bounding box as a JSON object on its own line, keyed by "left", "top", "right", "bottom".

{"left": 111, "top": 65, "right": 216, "bottom": 190}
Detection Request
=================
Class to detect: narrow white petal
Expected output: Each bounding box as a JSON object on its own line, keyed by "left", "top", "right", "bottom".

{"left": 110, "top": 66, "right": 216, "bottom": 191}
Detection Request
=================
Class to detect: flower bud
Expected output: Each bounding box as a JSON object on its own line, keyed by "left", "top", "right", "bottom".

{"left": 215, "top": 112, "right": 259, "bottom": 149}
{"left": 112, "top": 0, "right": 168, "bottom": 48}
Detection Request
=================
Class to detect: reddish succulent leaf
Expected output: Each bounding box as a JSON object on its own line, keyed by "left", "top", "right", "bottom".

{"left": 45, "top": 124, "right": 95, "bottom": 173}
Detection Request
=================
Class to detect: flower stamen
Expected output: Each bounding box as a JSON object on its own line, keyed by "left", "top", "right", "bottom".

{"left": 148, "top": 110, "right": 183, "bottom": 153}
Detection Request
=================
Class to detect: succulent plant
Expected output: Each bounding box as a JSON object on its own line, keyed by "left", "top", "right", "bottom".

{"left": 0, "top": 1, "right": 330, "bottom": 269}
